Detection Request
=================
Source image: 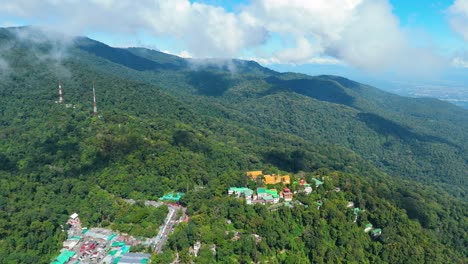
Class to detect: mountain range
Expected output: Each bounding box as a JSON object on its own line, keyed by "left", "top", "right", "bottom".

{"left": 0, "top": 27, "right": 466, "bottom": 263}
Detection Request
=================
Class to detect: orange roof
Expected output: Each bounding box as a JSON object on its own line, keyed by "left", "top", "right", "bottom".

{"left": 246, "top": 171, "right": 263, "bottom": 180}
{"left": 263, "top": 175, "right": 280, "bottom": 185}
{"left": 263, "top": 175, "right": 291, "bottom": 185}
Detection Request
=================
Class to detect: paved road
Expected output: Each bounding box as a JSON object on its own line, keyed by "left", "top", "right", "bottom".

{"left": 154, "top": 205, "right": 180, "bottom": 253}
{"left": 139, "top": 202, "right": 186, "bottom": 253}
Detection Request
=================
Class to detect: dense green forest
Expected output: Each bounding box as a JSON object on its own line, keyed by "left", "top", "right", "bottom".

{"left": 0, "top": 27, "right": 466, "bottom": 263}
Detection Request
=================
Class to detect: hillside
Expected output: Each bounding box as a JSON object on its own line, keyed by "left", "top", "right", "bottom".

{"left": 0, "top": 27, "right": 466, "bottom": 263}
{"left": 70, "top": 35, "right": 468, "bottom": 193}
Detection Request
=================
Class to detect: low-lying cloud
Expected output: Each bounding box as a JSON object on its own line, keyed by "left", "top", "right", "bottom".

{"left": 0, "top": 57, "right": 9, "bottom": 75}
{"left": 0, "top": 26, "right": 73, "bottom": 78}
{"left": 0, "top": 0, "right": 458, "bottom": 75}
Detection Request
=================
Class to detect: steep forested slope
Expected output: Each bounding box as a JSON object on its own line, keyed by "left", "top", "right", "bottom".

{"left": 68, "top": 38, "right": 468, "bottom": 194}
{"left": 0, "top": 27, "right": 466, "bottom": 263}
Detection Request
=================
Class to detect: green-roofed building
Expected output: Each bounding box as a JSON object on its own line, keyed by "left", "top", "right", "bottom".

{"left": 353, "top": 208, "right": 362, "bottom": 215}
{"left": 51, "top": 249, "right": 75, "bottom": 264}
{"left": 228, "top": 187, "right": 253, "bottom": 197}
{"left": 244, "top": 189, "right": 254, "bottom": 196}
{"left": 121, "top": 245, "right": 131, "bottom": 253}
{"left": 312, "top": 178, "right": 324, "bottom": 187}
{"left": 229, "top": 187, "right": 249, "bottom": 193}
{"left": 111, "top": 241, "right": 126, "bottom": 247}
{"left": 113, "top": 256, "right": 122, "bottom": 264}
{"left": 257, "top": 188, "right": 267, "bottom": 198}
{"left": 160, "top": 192, "right": 184, "bottom": 202}
{"left": 371, "top": 228, "right": 382, "bottom": 237}
{"left": 364, "top": 223, "right": 374, "bottom": 233}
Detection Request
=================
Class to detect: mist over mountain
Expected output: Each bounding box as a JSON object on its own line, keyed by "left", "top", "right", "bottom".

{"left": 0, "top": 27, "right": 466, "bottom": 263}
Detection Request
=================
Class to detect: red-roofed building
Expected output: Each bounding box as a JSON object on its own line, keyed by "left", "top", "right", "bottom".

{"left": 283, "top": 187, "right": 293, "bottom": 202}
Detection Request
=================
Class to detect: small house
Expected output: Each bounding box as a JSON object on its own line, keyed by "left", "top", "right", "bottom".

{"left": 371, "top": 228, "right": 382, "bottom": 238}
{"left": 364, "top": 223, "right": 373, "bottom": 233}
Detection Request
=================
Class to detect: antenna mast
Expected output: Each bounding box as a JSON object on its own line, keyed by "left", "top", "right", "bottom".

{"left": 93, "top": 83, "right": 97, "bottom": 116}
{"left": 58, "top": 81, "right": 63, "bottom": 104}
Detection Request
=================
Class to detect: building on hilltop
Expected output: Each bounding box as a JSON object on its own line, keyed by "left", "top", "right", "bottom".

{"left": 364, "top": 223, "right": 374, "bottom": 233}
{"left": 257, "top": 188, "right": 267, "bottom": 199}
{"left": 371, "top": 228, "right": 382, "bottom": 238}
{"left": 312, "top": 178, "right": 324, "bottom": 188}
{"left": 282, "top": 187, "right": 293, "bottom": 202}
{"left": 246, "top": 171, "right": 263, "bottom": 181}
{"left": 228, "top": 187, "right": 254, "bottom": 204}
{"left": 299, "top": 179, "right": 307, "bottom": 186}
{"left": 160, "top": 192, "right": 184, "bottom": 202}
{"left": 256, "top": 188, "right": 279, "bottom": 204}
{"left": 263, "top": 174, "right": 291, "bottom": 185}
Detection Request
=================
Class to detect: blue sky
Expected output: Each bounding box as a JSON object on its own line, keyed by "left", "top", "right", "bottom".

{"left": 0, "top": 0, "right": 467, "bottom": 89}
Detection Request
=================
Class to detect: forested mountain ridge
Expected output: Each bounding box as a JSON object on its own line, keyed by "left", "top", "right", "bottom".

{"left": 69, "top": 33, "right": 468, "bottom": 193}
{"left": 0, "top": 27, "right": 466, "bottom": 263}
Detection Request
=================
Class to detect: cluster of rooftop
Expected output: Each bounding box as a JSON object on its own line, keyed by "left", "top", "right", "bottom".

{"left": 228, "top": 187, "right": 295, "bottom": 205}
{"left": 52, "top": 213, "right": 152, "bottom": 264}
{"left": 233, "top": 171, "right": 327, "bottom": 205}
{"left": 347, "top": 203, "right": 383, "bottom": 239}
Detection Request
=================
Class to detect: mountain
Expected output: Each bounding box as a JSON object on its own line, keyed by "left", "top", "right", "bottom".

{"left": 0, "top": 27, "right": 466, "bottom": 263}
{"left": 70, "top": 36, "right": 468, "bottom": 193}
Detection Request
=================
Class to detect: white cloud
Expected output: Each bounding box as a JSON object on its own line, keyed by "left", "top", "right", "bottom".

{"left": 162, "top": 49, "right": 193, "bottom": 58}
{"left": 0, "top": 0, "right": 448, "bottom": 74}
{"left": 453, "top": 57, "right": 468, "bottom": 67}
{"left": 244, "top": 55, "right": 343, "bottom": 66}
{"left": 0, "top": 21, "right": 22, "bottom": 27}
{"left": 448, "top": 0, "right": 468, "bottom": 41}
{"left": 452, "top": 50, "right": 468, "bottom": 68}
{"left": 242, "top": 0, "right": 446, "bottom": 74}
{"left": 0, "top": 0, "right": 268, "bottom": 58}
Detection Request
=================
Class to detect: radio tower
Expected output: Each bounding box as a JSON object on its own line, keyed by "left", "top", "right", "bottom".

{"left": 92, "top": 83, "right": 97, "bottom": 116}
{"left": 58, "top": 81, "right": 64, "bottom": 104}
